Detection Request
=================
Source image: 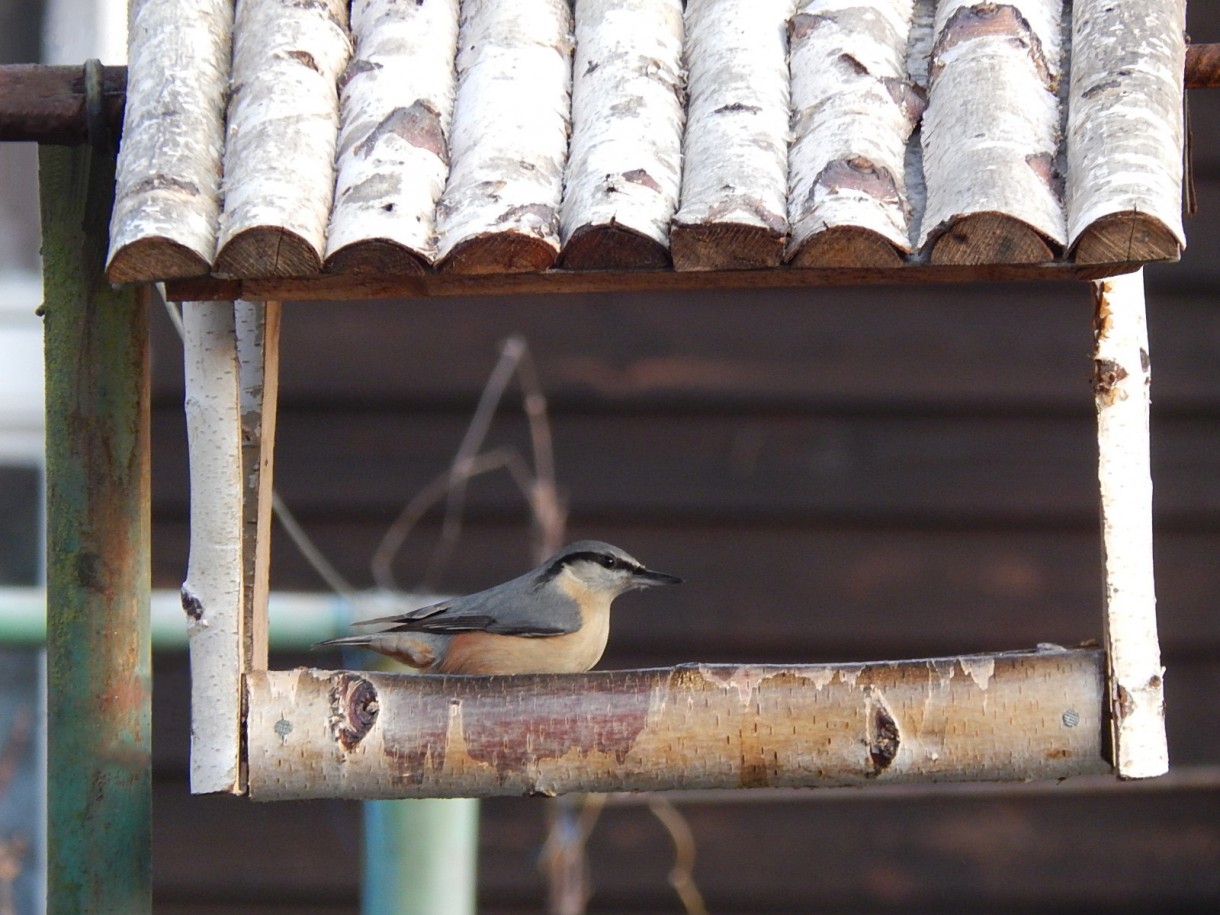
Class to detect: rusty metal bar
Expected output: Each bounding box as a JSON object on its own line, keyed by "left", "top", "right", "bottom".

{"left": 41, "top": 142, "right": 152, "bottom": 913}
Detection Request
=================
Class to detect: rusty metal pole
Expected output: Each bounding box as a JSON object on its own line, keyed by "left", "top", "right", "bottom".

{"left": 40, "top": 140, "right": 152, "bottom": 914}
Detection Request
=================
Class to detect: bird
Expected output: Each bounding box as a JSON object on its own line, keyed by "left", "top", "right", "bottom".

{"left": 313, "top": 540, "right": 681, "bottom": 675}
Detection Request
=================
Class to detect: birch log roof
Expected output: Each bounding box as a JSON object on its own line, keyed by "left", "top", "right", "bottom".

{"left": 106, "top": 0, "right": 1187, "bottom": 290}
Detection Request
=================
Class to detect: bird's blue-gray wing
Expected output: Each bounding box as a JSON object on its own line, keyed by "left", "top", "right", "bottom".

{"left": 350, "top": 571, "right": 581, "bottom": 637}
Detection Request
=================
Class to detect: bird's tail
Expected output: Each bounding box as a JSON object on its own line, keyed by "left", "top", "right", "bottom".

{"left": 311, "top": 634, "right": 375, "bottom": 651}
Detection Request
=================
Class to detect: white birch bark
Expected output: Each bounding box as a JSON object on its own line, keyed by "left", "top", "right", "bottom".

{"left": 325, "top": 0, "right": 460, "bottom": 271}
{"left": 559, "top": 0, "right": 685, "bottom": 260}
{"left": 1067, "top": 0, "right": 1186, "bottom": 261}
{"left": 215, "top": 0, "right": 351, "bottom": 277}
{"left": 434, "top": 0, "right": 572, "bottom": 271}
{"left": 672, "top": 0, "right": 794, "bottom": 267}
{"left": 918, "top": 1, "right": 1066, "bottom": 256}
{"left": 787, "top": 0, "right": 922, "bottom": 263}
{"left": 182, "top": 301, "right": 246, "bottom": 794}
{"left": 1092, "top": 271, "right": 1168, "bottom": 779}
{"left": 106, "top": 0, "right": 231, "bottom": 282}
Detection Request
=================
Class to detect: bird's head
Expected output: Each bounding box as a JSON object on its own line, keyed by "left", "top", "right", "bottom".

{"left": 543, "top": 540, "right": 682, "bottom": 599}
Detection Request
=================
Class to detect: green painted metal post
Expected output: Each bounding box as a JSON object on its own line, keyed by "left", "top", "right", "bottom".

{"left": 363, "top": 799, "right": 480, "bottom": 915}
{"left": 40, "top": 142, "right": 152, "bottom": 915}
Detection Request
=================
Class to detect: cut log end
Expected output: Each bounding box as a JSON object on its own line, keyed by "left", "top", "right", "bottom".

{"left": 105, "top": 238, "right": 213, "bottom": 284}
{"left": 438, "top": 232, "right": 559, "bottom": 275}
{"left": 787, "top": 227, "right": 907, "bottom": 269}
{"left": 559, "top": 224, "right": 671, "bottom": 270}
{"left": 927, "top": 213, "right": 1058, "bottom": 266}
{"left": 215, "top": 227, "right": 323, "bottom": 279}
{"left": 670, "top": 223, "right": 785, "bottom": 271}
{"left": 323, "top": 240, "right": 429, "bottom": 277}
{"left": 1070, "top": 213, "right": 1183, "bottom": 266}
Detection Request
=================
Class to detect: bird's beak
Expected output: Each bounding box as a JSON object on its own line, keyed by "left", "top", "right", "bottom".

{"left": 634, "top": 568, "right": 683, "bottom": 587}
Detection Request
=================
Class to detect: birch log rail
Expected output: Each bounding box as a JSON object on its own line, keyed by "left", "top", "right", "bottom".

{"left": 245, "top": 648, "right": 1110, "bottom": 800}
{"left": 213, "top": 0, "right": 351, "bottom": 278}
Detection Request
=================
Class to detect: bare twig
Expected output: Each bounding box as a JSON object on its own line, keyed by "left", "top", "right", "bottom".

{"left": 648, "top": 797, "right": 709, "bottom": 915}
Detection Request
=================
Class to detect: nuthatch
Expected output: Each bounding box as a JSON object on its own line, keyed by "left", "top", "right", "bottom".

{"left": 313, "top": 540, "right": 681, "bottom": 675}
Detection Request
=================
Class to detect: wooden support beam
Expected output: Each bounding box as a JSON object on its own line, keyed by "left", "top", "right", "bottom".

{"left": 1092, "top": 271, "right": 1168, "bottom": 779}
{"left": 245, "top": 648, "right": 1110, "bottom": 800}
{"left": 41, "top": 142, "right": 151, "bottom": 915}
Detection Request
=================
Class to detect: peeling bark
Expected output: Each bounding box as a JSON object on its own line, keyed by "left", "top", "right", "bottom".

{"left": 246, "top": 648, "right": 1109, "bottom": 799}
{"left": 559, "top": 0, "right": 684, "bottom": 269}
{"left": 787, "top": 1, "right": 923, "bottom": 267}
{"left": 435, "top": 0, "right": 572, "bottom": 274}
{"left": 1067, "top": 0, "right": 1186, "bottom": 264}
{"left": 214, "top": 0, "right": 351, "bottom": 278}
{"left": 671, "top": 0, "right": 794, "bottom": 270}
{"left": 919, "top": 1, "right": 1066, "bottom": 264}
{"left": 325, "top": 0, "right": 460, "bottom": 275}
{"left": 106, "top": 0, "right": 231, "bottom": 283}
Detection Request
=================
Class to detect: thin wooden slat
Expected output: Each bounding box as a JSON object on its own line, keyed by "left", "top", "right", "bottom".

{"left": 245, "top": 648, "right": 1109, "bottom": 800}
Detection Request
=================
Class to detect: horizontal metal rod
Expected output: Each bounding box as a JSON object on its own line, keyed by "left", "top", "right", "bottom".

{"left": 246, "top": 648, "right": 1111, "bottom": 800}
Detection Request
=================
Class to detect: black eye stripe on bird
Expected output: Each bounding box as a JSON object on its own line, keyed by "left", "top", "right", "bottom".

{"left": 313, "top": 540, "right": 680, "bottom": 676}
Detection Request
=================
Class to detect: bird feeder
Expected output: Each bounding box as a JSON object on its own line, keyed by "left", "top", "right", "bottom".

{"left": 101, "top": 0, "right": 1184, "bottom": 797}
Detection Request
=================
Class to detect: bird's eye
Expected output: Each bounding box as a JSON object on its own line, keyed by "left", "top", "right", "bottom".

{"left": 600, "top": 555, "right": 618, "bottom": 569}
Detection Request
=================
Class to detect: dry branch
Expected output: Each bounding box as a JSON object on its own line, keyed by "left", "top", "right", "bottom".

{"left": 435, "top": 0, "right": 572, "bottom": 274}
{"left": 324, "top": 0, "right": 460, "bottom": 275}
{"left": 214, "top": 0, "right": 351, "bottom": 278}
{"left": 559, "top": 0, "right": 684, "bottom": 270}
{"left": 787, "top": 1, "right": 923, "bottom": 268}
{"left": 1067, "top": 0, "right": 1187, "bottom": 264}
{"left": 919, "top": 1, "right": 1066, "bottom": 264}
{"left": 1092, "top": 271, "right": 1168, "bottom": 778}
{"left": 106, "top": 0, "right": 231, "bottom": 283}
{"left": 246, "top": 648, "right": 1109, "bottom": 799}
{"left": 670, "top": 0, "right": 793, "bottom": 270}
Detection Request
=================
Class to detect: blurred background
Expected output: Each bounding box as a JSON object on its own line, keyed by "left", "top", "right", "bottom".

{"left": 3, "top": 1, "right": 1220, "bottom": 912}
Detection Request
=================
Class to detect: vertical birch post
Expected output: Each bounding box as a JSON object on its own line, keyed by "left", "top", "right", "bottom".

{"left": 918, "top": 1, "right": 1066, "bottom": 264}
{"left": 181, "top": 301, "right": 247, "bottom": 794}
{"left": 215, "top": 0, "right": 351, "bottom": 278}
{"left": 42, "top": 142, "right": 152, "bottom": 914}
{"left": 670, "top": 0, "right": 794, "bottom": 270}
{"left": 559, "top": 0, "right": 685, "bottom": 269}
{"left": 786, "top": 0, "right": 923, "bottom": 267}
{"left": 1092, "top": 270, "right": 1167, "bottom": 779}
{"left": 325, "top": 0, "right": 460, "bottom": 275}
{"left": 106, "top": 0, "right": 232, "bottom": 282}
{"left": 435, "top": 0, "right": 572, "bottom": 274}
{"left": 1067, "top": 0, "right": 1187, "bottom": 264}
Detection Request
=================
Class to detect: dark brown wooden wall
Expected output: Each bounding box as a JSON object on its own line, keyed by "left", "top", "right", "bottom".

{"left": 147, "top": 11, "right": 1220, "bottom": 914}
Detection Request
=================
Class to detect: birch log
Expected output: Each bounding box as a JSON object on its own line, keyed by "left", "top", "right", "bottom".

{"left": 214, "top": 0, "right": 351, "bottom": 278}
{"left": 1092, "top": 272, "right": 1168, "bottom": 779}
{"left": 324, "top": 0, "right": 460, "bottom": 275}
{"left": 435, "top": 0, "right": 572, "bottom": 274}
{"left": 181, "top": 301, "right": 246, "bottom": 794}
{"left": 787, "top": 1, "right": 923, "bottom": 267}
{"left": 558, "top": 0, "right": 684, "bottom": 269}
{"left": 670, "top": 0, "right": 793, "bottom": 270}
{"left": 919, "top": 1, "right": 1066, "bottom": 264}
{"left": 1067, "top": 0, "right": 1187, "bottom": 264}
{"left": 245, "top": 648, "right": 1109, "bottom": 799}
{"left": 106, "top": 0, "right": 231, "bottom": 283}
